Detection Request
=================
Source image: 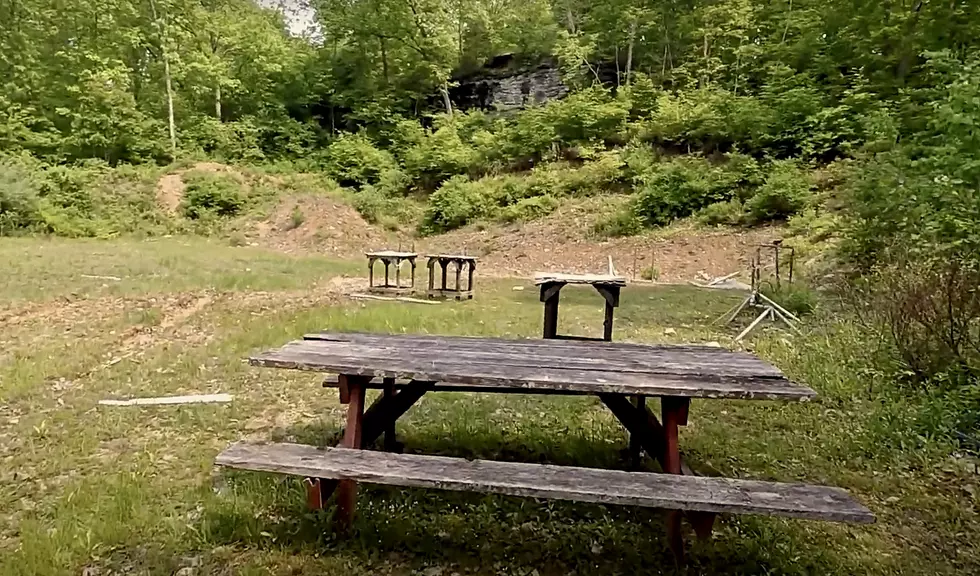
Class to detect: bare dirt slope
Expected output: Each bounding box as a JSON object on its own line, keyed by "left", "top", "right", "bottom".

{"left": 417, "top": 199, "right": 780, "bottom": 282}
{"left": 253, "top": 194, "right": 394, "bottom": 257}
{"left": 154, "top": 162, "right": 778, "bottom": 281}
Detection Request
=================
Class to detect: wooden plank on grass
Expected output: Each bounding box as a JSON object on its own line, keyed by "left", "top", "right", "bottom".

{"left": 216, "top": 443, "right": 876, "bottom": 524}
{"left": 99, "top": 393, "right": 232, "bottom": 406}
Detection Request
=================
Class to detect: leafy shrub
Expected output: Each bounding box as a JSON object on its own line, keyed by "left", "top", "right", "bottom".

{"left": 182, "top": 171, "right": 246, "bottom": 219}
{"left": 0, "top": 158, "right": 42, "bottom": 233}
{"left": 351, "top": 186, "right": 422, "bottom": 231}
{"left": 745, "top": 159, "right": 812, "bottom": 223}
{"left": 543, "top": 87, "right": 630, "bottom": 147}
{"left": 323, "top": 133, "right": 397, "bottom": 188}
{"left": 498, "top": 195, "right": 559, "bottom": 223}
{"left": 592, "top": 209, "right": 643, "bottom": 238}
{"left": 182, "top": 117, "right": 266, "bottom": 162}
{"left": 698, "top": 199, "right": 746, "bottom": 226}
{"left": 640, "top": 266, "right": 660, "bottom": 281}
{"left": 761, "top": 283, "right": 818, "bottom": 317}
{"left": 422, "top": 176, "right": 493, "bottom": 233}
{"left": 632, "top": 156, "right": 732, "bottom": 226}
{"left": 850, "top": 259, "right": 980, "bottom": 384}
{"left": 288, "top": 205, "right": 305, "bottom": 230}
{"left": 400, "top": 121, "right": 480, "bottom": 190}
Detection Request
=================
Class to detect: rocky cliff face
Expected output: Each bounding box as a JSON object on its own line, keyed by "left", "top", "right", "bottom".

{"left": 450, "top": 57, "right": 568, "bottom": 112}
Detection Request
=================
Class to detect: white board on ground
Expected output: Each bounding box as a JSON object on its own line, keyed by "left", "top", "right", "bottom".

{"left": 99, "top": 394, "right": 233, "bottom": 407}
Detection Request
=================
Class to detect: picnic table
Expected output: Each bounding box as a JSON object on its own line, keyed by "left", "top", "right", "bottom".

{"left": 218, "top": 332, "right": 874, "bottom": 561}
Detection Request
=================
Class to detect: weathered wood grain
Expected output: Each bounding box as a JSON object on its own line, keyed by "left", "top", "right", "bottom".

{"left": 251, "top": 335, "right": 813, "bottom": 400}
{"left": 301, "top": 333, "right": 785, "bottom": 377}
{"left": 281, "top": 340, "right": 777, "bottom": 379}
{"left": 534, "top": 273, "right": 627, "bottom": 286}
{"left": 216, "top": 443, "right": 875, "bottom": 524}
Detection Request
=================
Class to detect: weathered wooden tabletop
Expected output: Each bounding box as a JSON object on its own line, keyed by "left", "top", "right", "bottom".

{"left": 249, "top": 332, "right": 814, "bottom": 401}
{"left": 534, "top": 272, "right": 627, "bottom": 286}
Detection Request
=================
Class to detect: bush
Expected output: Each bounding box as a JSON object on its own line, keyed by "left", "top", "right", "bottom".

{"left": 498, "top": 195, "right": 559, "bottom": 223}
{"left": 323, "top": 133, "right": 397, "bottom": 188}
{"left": 400, "top": 120, "right": 480, "bottom": 191}
{"left": 592, "top": 209, "right": 643, "bottom": 238}
{"left": 640, "top": 266, "right": 660, "bottom": 281}
{"left": 0, "top": 158, "right": 42, "bottom": 233}
{"left": 632, "top": 156, "right": 732, "bottom": 226}
{"left": 351, "top": 186, "right": 422, "bottom": 231}
{"left": 422, "top": 176, "right": 495, "bottom": 233}
{"left": 761, "top": 283, "right": 818, "bottom": 317}
{"left": 745, "top": 159, "right": 812, "bottom": 223}
{"left": 182, "top": 171, "right": 246, "bottom": 219}
{"left": 698, "top": 199, "right": 746, "bottom": 226}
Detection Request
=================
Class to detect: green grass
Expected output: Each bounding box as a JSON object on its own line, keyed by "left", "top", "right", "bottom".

{"left": 0, "top": 237, "right": 977, "bottom": 575}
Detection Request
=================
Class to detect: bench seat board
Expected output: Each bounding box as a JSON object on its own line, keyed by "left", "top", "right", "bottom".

{"left": 216, "top": 443, "right": 875, "bottom": 524}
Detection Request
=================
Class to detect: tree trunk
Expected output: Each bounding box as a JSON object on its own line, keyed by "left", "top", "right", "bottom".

{"left": 625, "top": 19, "right": 636, "bottom": 86}
{"left": 380, "top": 36, "right": 390, "bottom": 85}
{"left": 615, "top": 44, "right": 621, "bottom": 87}
{"left": 440, "top": 83, "right": 453, "bottom": 114}
{"left": 565, "top": 7, "right": 576, "bottom": 34}
{"left": 149, "top": 0, "right": 177, "bottom": 157}
{"left": 215, "top": 84, "right": 221, "bottom": 120}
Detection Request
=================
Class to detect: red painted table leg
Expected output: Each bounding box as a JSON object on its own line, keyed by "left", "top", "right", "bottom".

{"left": 335, "top": 375, "right": 366, "bottom": 533}
{"left": 662, "top": 397, "right": 689, "bottom": 564}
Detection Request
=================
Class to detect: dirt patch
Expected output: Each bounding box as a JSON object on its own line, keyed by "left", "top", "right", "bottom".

{"left": 154, "top": 162, "right": 248, "bottom": 215}
{"left": 156, "top": 174, "right": 185, "bottom": 215}
{"left": 420, "top": 199, "right": 781, "bottom": 283}
{"left": 253, "top": 195, "right": 398, "bottom": 257}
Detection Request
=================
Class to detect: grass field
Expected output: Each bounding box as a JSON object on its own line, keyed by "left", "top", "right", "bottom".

{"left": 1, "top": 237, "right": 978, "bottom": 575}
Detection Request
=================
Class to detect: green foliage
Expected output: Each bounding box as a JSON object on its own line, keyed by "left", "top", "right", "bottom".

{"left": 744, "top": 159, "right": 812, "bottom": 223}
{"left": 632, "top": 154, "right": 762, "bottom": 227}
{"left": 422, "top": 176, "right": 493, "bottom": 233}
{"left": 399, "top": 118, "right": 481, "bottom": 190}
{"left": 0, "top": 158, "right": 43, "bottom": 233}
{"left": 351, "top": 186, "right": 422, "bottom": 231}
{"left": 182, "top": 172, "right": 246, "bottom": 219}
{"left": 761, "top": 283, "right": 818, "bottom": 317}
{"left": 323, "top": 133, "right": 398, "bottom": 188}
{"left": 698, "top": 199, "right": 745, "bottom": 226}
{"left": 640, "top": 266, "right": 660, "bottom": 281}
{"left": 591, "top": 209, "right": 643, "bottom": 238}
{"left": 288, "top": 205, "right": 306, "bottom": 230}
{"left": 497, "top": 195, "right": 559, "bottom": 223}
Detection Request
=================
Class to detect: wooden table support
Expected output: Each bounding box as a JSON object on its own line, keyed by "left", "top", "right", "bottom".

{"left": 426, "top": 255, "right": 477, "bottom": 300}
{"left": 599, "top": 393, "right": 716, "bottom": 563}
{"left": 535, "top": 273, "right": 625, "bottom": 341}
{"left": 366, "top": 251, "right": 417, "bottom": 295}
{"left": 335, "top": 374, "right": 366, "bottom": 532}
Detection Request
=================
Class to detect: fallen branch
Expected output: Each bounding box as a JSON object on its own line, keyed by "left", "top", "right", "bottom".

{"left": 99, "top": 393, "right": 232, "bottom": 407}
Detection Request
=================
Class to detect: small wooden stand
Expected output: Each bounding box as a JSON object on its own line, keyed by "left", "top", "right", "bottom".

{"left": 366, "top": 251, "right": 417, "bottom": 295}
{"left": 427, "top": 255, "right": 476, "bottom": 300}
{"left": 534, "top": 273, "right": 626, "bottom": 342}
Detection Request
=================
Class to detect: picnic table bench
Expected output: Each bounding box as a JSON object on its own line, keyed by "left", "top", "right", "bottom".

{"left": 219, "top": 332, "right": 874, "bottom": 562}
